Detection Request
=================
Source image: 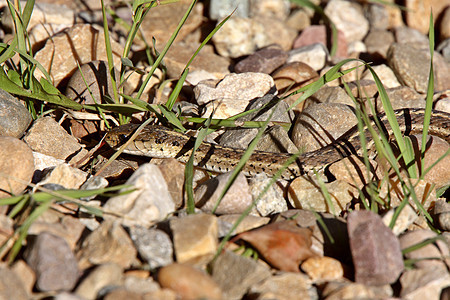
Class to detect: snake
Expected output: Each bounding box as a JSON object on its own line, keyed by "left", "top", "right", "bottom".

{"left": 105, "top": 108, "right": 450, "bottom": 180}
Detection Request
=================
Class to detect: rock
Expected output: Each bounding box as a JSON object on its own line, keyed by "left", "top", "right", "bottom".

{"left": 288, "top": 176, "right": 354, "bottom": 214}
{"left": 23, "top": 117, "right": 88, "bottom": 163}
{"left": 286, "top": 9, "right": 310, "bottom": 31}
{"left": 287, "top": 43, "right": 329, "bottom": 71}
{"left": 211, "top": 250, "right": 271, "bottom": 299}
{"left": 324, "top": 0, "right": 369, "bottom": 43}
{"left": 404, "top": 0, "right": 449, "bottom": 35}
{"left": 255, "top": 125, "right": 298, "bottom": 153}
{"left": 301, "top": 256, "right": 344, "bottom": 282}
{"left": 433, "top": 200, "right": 450, "bottom": 231}
{"left": 393, "top": 26, "right": 429, "bottom": 49}
{"left": 328, "top": 156, "right": 379, "bottom": 188}
{"left": 0, "top": 137, "right": 34, "bottom": 198}
{"left": 75, "top": 263, "right": 123, "bottom": 300}
{"left": 194, "top": 172, "right": 253, "bottom": 215}
{"left": 387, "top": 43, "right": 450, "bottom": 93}
{"left": 440, "top": 6, "right": 450, "bottom": 40}
{"left": 399, "top": 229, "right": 449, "bottom": 269}
{"left": 77, "top": 220, "right": 137, "bottom": 269}
{"left": 0, "top": 266, "right": 29, "bottom": 300}
{"left": 195, "top": 72, "right": 275, "bottom": 106}
{"left": 129, "top": 227, "right": 173, "bottom": 269}
{"left": 438, "top": 38, "right": 450, "bottom": 62}
{"left": 158, "top": 263, "right": 222, "bottom": 300}
{"left": 364, "top": 29, "right": 395, "bottom": 60}
{"left": 102, "top": 289, "right": 142, "bottom": 300}
{"left": 381, "top": 204, "right": 418, "bottom": 235}
{"left": 65, "top": 60, "right": 117, "bottom": 104}
{"left": 253, "top": 16, "right": 297, "bottom": 51}
{"left": 366, "top": 3, "right": 390, "bottom": 30}
{"left": 347, "top": 79, "right": 379, "bottom": 99}
{"left": 272, "top": 61, "right": 319, "bottom": 92}
{"left": 11, "top": 260, "right": 35, "bottom": 295}
{"left": 103, "top": 164, "right": 175, "bottom": 227}
{"left": 249, "top": 0, "right": 290, "bottom": 20}
{"left": 248, "top": 173, "right": 288, "bottom": 216}
{"left": 217, "top": 214, "right": 270, "bottom": 237}
{"left": 0, "top": 89, "right": 32, "bottom": 138}
{"left": 361, "top": 65, "right": 402, "bottom": 89}
{"left": 249, "top": 272, "right": 314, "bottom": 299}
{"left": 140, "top": 1, "right": 203, "bottom": 46}
{"left": 164, "top": 42, "right": 230, "bottom": 84}
{"left": 347, "top": 210, "right": 404, "bottom": 285}
{"left": 218, "top": 94, "right": 292, "bottom": 149}
{"left": 209, "top": 0, "right": 250, "bottom": 20}
{"left": 25, "top": 232, "right": 79, "bottom": 292}
{"left": 34, "top": 24, "right": 123, "bottom": 86}
{"left": 170, "top": 214, "right": 218, "bottom": 263}
{"left": 36, "top": 164, "right": 88, "bottom": 190}
{"left": 309, "top": 85, "right": 353, "bottom": 107}
{"left": 234, "top": 44, "right": 288, "bottom": 74}
{"left": 374, "top": 86, "right": 425, "bottom": 110}
{"left": 292, "top": 25, "right": 348, "bottom": 58}
{"left": 322, "top": 281, "right": 393, "bottom": 300}
{"left": 400, "top": 265, "right": 450, "bottom": 299}
{"left": 291, "top": 103, "right": 357, "bottom": 152}
{"left": 157, "top": 159, "right": 186, "bottom": 209}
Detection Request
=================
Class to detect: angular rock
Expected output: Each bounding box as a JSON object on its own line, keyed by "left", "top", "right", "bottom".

{"left": 0, "top": 266, "right": 29, "bottom": 300}
{"left": 0, "top": 137, "right": 34, "bottom": 197}
{"left": 249, "top": 272, "right": 314, "bottom": 299}
{"left": 400, "top": 265, "right": 450, "bottom": 299}
{"left": 301, "top": 256, "right": 344, "bottom": 282}
{"left": 129, "top": 227, "right": 173, "bottom": 269}
{"left": 234, "top": 44, "right": 288, "bottom": 74}
{"left": 0, "top": 89, "right": 32, "bottom": 138}
{"left": 287, "top": 43, "right": 329, "bottom": 71}
{"left": 217, "top": 214, "right": 270, "bottom": 237}
{"left": 103, "top": 164, "right": 175, "bottom": 227}
{"left": 361, "top": 64, "right": 401, "bottom": 89}
{"left": 209, "top": 0, "right": 250, "bottom": 20}
{"left": 364, "top": 29, "right": 395, "bottom": 60}
{"left": 36, "top": 164, "right": 88, "bottom": 190}
{"left": 248, "top": 173, "right": 288, "bottom": 216}
{"left": 25, "top": 232, "right": 79, "bottom": 292}
{"left": 292, "top": 25, "right": 348, "bottom": 58}
{"left": 347, "top": 210, "right": 404, "bottom": 285}
{"left": 75, "top": 263, "right": 123, "bottom": 299}
{"left": 170, "top": 214, "right": 218, "bottom": 263}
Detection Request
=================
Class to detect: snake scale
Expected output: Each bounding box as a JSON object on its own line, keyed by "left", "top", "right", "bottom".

{"left": 105, "top": 109, "right": 450, "bottom": 180}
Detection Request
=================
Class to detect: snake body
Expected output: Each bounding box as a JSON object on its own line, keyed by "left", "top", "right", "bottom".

{"left": 105, "top": 109, "right": 450, "bottom": 180}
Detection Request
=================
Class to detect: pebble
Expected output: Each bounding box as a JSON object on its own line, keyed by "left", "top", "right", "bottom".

{"left": 399, "top": 229, "right": 449, "bottom": 269}
{"left": 0, "top": 266, "right": 29, "bottom": 300}
{"left": 272, "top": 61, "right": 319, "bottom": 92}
{"left": 346, "top": 79, "right": 379, "bottom": 99}
{"left": 209, "top": 0, "right": 250, "bottom": 20}
{"left": 249, "top": 272, "right": 314, "bottom": 299}
{"left": 285, "top": 8, "right": 310, "bottom": 31}
{"left": 77, "top": 220, "right": 137, "bottom": 269}
{"left": 322, "top": 281, "right": 393, "bottom": 300}
{"left": 194, "top": 172, "right": 253, "bottom": 214}
{"left": 387, "top": 43, "right": 450, "bottom": 93}
{"left": 211, "top": 250, "right": 271, "bottom": 299}
{"left": 381, "top": 204, "right": 418, "bottom": 236}
{"left": 291, "top": 103, "right": 357, "bottom": 152}
{"left": 400, "top": 264, "right": 450, "bottom": 299}
{"left": 36, "top": 163, "right": 88, "bottom": 190}
{"left": 158, "top": 263, "right": 223, "bottom": 300}
{"left": 11, "top": 260, "right": 35, "bottom": 295}
{"left": 156, "top": 158, "right": 186, "bottom": 209}
{"left": 195, "top": 72, "right": 275, "bottom": 107}
{"left": 249, "top": 0, "right": 290, "bottom": 20}
{"left": 25, "top": 232, "right": 79, "bottom": 292}
{"left": 364, "top": 29, "right": 395, "bottom": 60}
{"left": 301, "top": 256, "right": 344, "bottom": 282}
{"left": 65, "top": 60, "right": 117, "bottom": 104}
{"left": 0, "top": 136, "right": 34, "bottom": 198}
{"left": 129, "top": 226, "right": 173, "bottom": 269}
{"left": 248, "top": 173, "right": 288, "bottom": 216}
{"left": 0, "top": 89, "right": 32, "bottom": 138}
{"left": 170, "top": 214, "right": 218, "bottom": 264}
{"left": 255, "top": 125, "right": 298, "bottom": 153}
{"left": 287, "top": 43, "right": 329, "bottom": 71}
{"left": 433, "top": 200, "right": 450, "bottom": 231}
{"left": 366, "top": 3, "right": 389, "bottom": 30}
{"left": 324, "top": 0, "right": 369, "bottom": 43}
{"left": 328, "top": 156, "right": 379, "bottom": 187}
{"left": 288, "top": 176, "right": 354, "bottom": 214}
{"left": 347, "top": 210, "right": 404, "bottom": 285}
{"left": 234, "top": 44, "right": 288, "bottom": 74}
{"left": 292, "top": 25, "right": 348, "bottom": 58}
{"left": 404, "top": 0, "right": 449, "bottom": 35}
{"left": 360, "top": 64, "right": 401, "bottom": 89}
{"left": 34, "top": 24, "right": 123, "bottom": 86}
{"left": 23, "top": 117, "right": 88, "bottom": 163}
{"left": 74, "top": 263, "right": 123, "bottom": 299}
{"left": 309, "top": 85, "right": 353, "bottom": 107}
{"left": 103, "top": 164, "right": 175, "bottom": 227}
{"left": 393, "top": 26, "right": 430, "bottom": 49}
{"left": 217, "top": 214, "right": 270, "bottom": 237}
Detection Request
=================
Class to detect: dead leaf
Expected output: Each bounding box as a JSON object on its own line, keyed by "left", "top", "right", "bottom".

{"left": 237, "top": 220, "right": 317, "bottom": 272}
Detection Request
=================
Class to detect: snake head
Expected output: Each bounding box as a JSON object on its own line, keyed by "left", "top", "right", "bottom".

{"left": 104, "top": 123, "right": 140, "bottom": 149}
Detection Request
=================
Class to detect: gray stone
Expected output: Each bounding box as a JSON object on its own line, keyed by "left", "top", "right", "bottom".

{"left": 366, "top": 3, "right": 389, "bottom": 30}
{"left": 0, "top": 89, "right": 32, "bottom": 138}
{"left": 347, "top": 210, "right": 404, "bottom": 285}
{"left": 129, "top": 227, "right": 173, "bottom": 269}
{"left": 25, "top": 232, "right": 79, "bottom": 292}
{"left": 209, "top": 0, "right": 249, "bottom": 20}
{"left": 248, "top": 173, "right": 288, "bottom": 216}
{"left": 309, "top": 85, "right": 353, "bottom": 106}
{"left": 103, "top": 164, "right": 175, "bottom": 227}
{"left": 234, "top": 45, "right": 288, "bottom": 74}
{"left": 212, "top": 250, "right": 271, "bottom": 299}
{"left": 364, "top": 29, "right": 395, "bottom": 59}
{"left": 394, "top": 26, "right": 429, "bottom": 49}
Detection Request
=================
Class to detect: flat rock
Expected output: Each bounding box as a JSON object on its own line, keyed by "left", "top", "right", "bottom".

{"left": 158, "top": 263, "right": 222, "bottom": 300}
{"left": 0, "top": 137, "right": 34, "bottom": 198}
{"left": 400, "top": 265, "right": 450, "bottom": 299}
{"left": 217, "top": 214, "right": 270, "bottom": 237}
{"left": 34, "top": 24, "right": 123, "bottom": 86}
{"left": 212, "top": 250, "right": 271, "bottom": 299}
{"left": 75, "top": 263, "right": 123, "bottom": 300}
{"left": 347, "top": 210, "right": 404, "bottom": 285}
{"left": 170, "top": 214, "right": 218, "bottom": 263}
{"left": 0, "top": 89, "right": 32, "bottom": 138}
{"left": 287, "top": 43, "right": 329, "bottom": 71}
{"left": 129, "top": 227, "right": 173, "bottom": 269}
{"left": 361, "top": 64, "right": 401, "bottom": 89}
{"left": 25, "top": 232, "right": 79, "bottom": 292}
{"left": 364, "top": 29, "right": 395, "bottom": 60}
{"left": 234, "top": 44, "right": 288, "bottom": 74}
{"left": 103, "top": 164, "right": 175, "bottom": 227}
{"left": 36, "top": 164, "right": 88, "bottom": 190}
{"left": 77, "top": 220, "right": 137, "bottom": 269}
{"left": 249, "top": 272, "right": 314, "bottom": 299}
{"left": 23, "top": 117, "right": 87, "bottom": 163}
{"left": 194, "top": 172, "right": 253, "bottom": 215}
